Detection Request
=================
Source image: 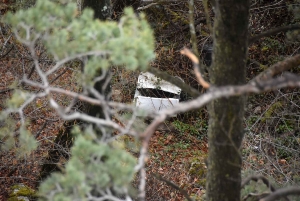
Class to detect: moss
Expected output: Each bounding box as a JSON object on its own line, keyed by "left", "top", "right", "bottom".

{"left": 259, "top": 64, "right": 268, "bottom": 70}
{"left": 261, "top": 46, "right": 269, "bottom": 52}
{"left": 262, "top": 101, "right": 283, "bottom": 122}
{"left": 165, "top": 8, "right": 189, "bottom": 24}
{"left": 188, "top": 153, "right": 208, "bottom": 187}
{"left": 8, "top": 184, "right": 36, "bottom": 201}
{"left": 201, "top": 30, "right": 210, "bottom": 37}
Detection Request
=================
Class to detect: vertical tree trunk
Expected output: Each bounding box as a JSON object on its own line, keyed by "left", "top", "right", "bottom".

{"left": 40, "top": 0, "right": 112, "bottom": 181}
{"left": 112, "top": 0, "right": 140, "bottom": 19}
{"left": 82, "top": 0, "right": 111, "bottom": 20}
{"left": 81, "top": 0, "right": 112, "bottom": 125}
{"left": 206, "top": 0, "right": 250, "bottom": 200}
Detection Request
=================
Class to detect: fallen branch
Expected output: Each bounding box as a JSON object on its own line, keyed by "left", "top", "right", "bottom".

{"left": 243, "top": 192, "right": 271, "bottom": 201}
{"left": 151, "top": 173, "right": 194, "bottom": 201}
{"left": 260, "top": 187, "right": 300, "bottom": 201}
{"left": 242, "top": 175, "right": 276, "bottom": 191}
{"left": 148, "top": 67, "right": 201, "bottom": 98}
{"left": 249, "top": 24, "right": 300, "bottom": 44}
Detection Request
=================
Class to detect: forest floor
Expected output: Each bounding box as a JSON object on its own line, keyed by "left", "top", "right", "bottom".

{"left": 1, "top": 0, "right": 300, "bottom": 200}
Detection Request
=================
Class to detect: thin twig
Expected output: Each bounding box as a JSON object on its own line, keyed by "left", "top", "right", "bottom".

{"left": 35, "top": 121, "right": 48, "bottom": 139}
{"left": 251, "top": 54, "right": 300, "bottom": 82}
{"left": 180, "top": 47, "right": 210, "bottom": 88}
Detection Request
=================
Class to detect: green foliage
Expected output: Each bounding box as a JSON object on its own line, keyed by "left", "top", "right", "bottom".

{"left": 261, "top": 38, "right": 283, "bottom": 51}
{"left": 10, "top": 0, "right": 37, "bottom": 11}
{"left": 262, "top": 101, "right": 283, "bottom": 122}
{"left": 275, "top": 135, "right": 299, "bottom": 159}
{"left": 172, "top": 120, "right": 198, "bottom": 135}
{"left": 241, "top": 170, "right": 277, "bottom": 200}
{"left": 0, "top": 116, "right": 38, "bottom": 157}
{"left": 2, "top": 0, "right": 155, "bottom": 199}
{"left": 289, "top": 0, "right": 300, "bottom": 20}
{"left": 39, "top": 134, "right": 136, "bottom": 200}
{"left": 241, "top": 180, "right": 271, "bottom": 200}
{"left": 172, "top": 119, "right": 206, "bottom": 139}
{"left": 0, "top": 117, "right": 16, "bottom": 151}
{"left": 287, "top": 30, "right": 300, "bottom": 42}
{"left": 6, "top": 90, "right": 31, "bottom": 109}
{"left": 287, "top": 1, "right": 300, "bottom": 41}
{"left": 247, "top": 116, "right": 258, "bottom": 125}
{"left": 188, "top": 152, "right": 207, "bottom": 187}
{"left": 17, "top": 125, "right": 38, "bottom": 158}
{"left": 275, "top": 119, "right": 294, "bottom": 133}
{"left": 4, "top": 0, "right": 155, "bottom": 86}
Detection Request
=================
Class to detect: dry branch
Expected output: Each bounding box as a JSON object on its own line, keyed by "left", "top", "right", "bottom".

{"left": 249, "top": 24, "right": 300, "bottom": 44}
{"left": 180, "top": 48, "right": 210, "bottom": 89}
{"left": 252, "top": 54, "right": 300, "bottom": 82}
{"left": 137, "top": 72, "right": 300, "bottom": 201}
{"left": 148, "top": 67, "right": 201, "bottom": 98}
{"left": 141, "top": 72, "right": 300, "bottom": 139}
{"left": 260, "top": 187, "right": 300, "bottom": 201}
{"left": 242, "top": 175, "right": 276, "bottom": 191}
{"left": 151, "top": 173, "right": 194, "bottom": 201}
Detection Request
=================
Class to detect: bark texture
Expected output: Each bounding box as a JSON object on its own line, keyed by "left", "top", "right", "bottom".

{"left": 206, "top": 0, "right": 250, "bottom": 200}
{"left": 40, "top": 1, "right": 112, "bottom": 181}
{"left": 82, "top": 0, "right": 112, "bottom": 127}
{"left": 112, "top": 0, "right": 140, "bottom": 19}
{"left": 82, "top": 0, "right": 111, "bottom": 20}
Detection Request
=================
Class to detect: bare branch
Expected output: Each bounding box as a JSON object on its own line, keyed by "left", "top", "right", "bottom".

{"left": 252, "top": 54, "right": 300, "bottom": 82}
{"left": 22, "top": 77, "right": 135, "bottom": 111}
{"left": 242, "top": 175, "right": 276, "bottom": 191}
{"left": 243, "top": 192, "right": 271, "bottom": 201}
{"left": 188, "top": 0, "right": 200, "bottom": 59}
{"left": 137, "top": 72, "right": 300, "bottom": 201}
{"left": 137, "top": 2, "right": 158, "bottom": 10}
{"left": 0, "top": 45, "right": 13, "bottom": 58}
{"left": 0, "top": 88, "right": 13, "bottom": 94}
{"left": 249, "top": 24, "right": 300, "bottom": 44}
{"left": 49, "top": 98, "right": 137, "bottom": 135}
{"left": 180, "top": 47, "right": 210, "bottom": 89}
{"left": 141, "top": 72, "right": 300, "bottom": 139}
{"left": 46, "top": 50, "right": 109, "bottom": 76}
{"left": 260, "top": 187, "right": 300, "bottom": 201}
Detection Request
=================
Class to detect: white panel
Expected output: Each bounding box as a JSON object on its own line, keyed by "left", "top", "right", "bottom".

{"left": 137, "top": 72, "right": 181, "bottom": 95}
{"left": 135, "top": 96, "right": 179, "bottom": 117}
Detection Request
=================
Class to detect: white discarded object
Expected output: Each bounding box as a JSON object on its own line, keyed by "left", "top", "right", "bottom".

{"left": 134, "top": 72, "right": 182, "bottom": 117}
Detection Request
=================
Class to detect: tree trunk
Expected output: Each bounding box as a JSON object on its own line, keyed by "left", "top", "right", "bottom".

{"left": 112, "top": 0, "right": 141, "bottom": 19}
{"left": 82, "top": 0, "right": 111, "bottom": 20}
{"left": 206, "top": 0, "right": 250, "bottom": 200}
{"left": 39, "top": 0, "right": 112, "bottom": 181}
{"left": 81, "top": 0, "right": 112, "bottom": 128}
